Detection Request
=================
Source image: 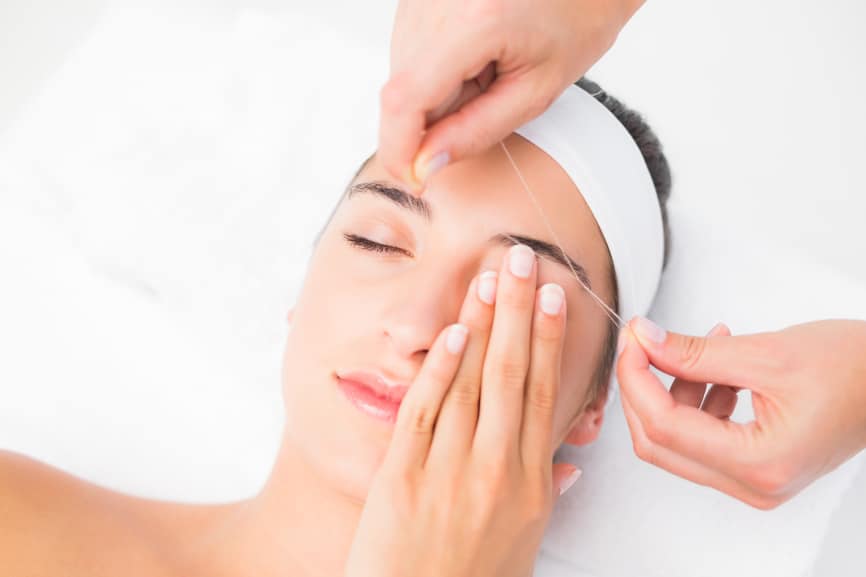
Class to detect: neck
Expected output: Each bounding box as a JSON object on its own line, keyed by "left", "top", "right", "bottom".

{"left": 187, "top": 434, "right": 363, "bottom": 577}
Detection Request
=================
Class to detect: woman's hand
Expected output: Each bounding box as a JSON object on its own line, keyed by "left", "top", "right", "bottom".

{"left": 344, "top": 245, "right": 579, "bottom": 577}
{"left": 617, "top": 317, "right": 866, "bottom": 510}
{"left": 380, "top": 0, "right": 646, "bottom": 192}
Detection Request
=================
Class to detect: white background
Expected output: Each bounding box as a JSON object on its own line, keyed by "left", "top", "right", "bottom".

{"left": 1, "top": 1, "right": 864, "bottom": 575}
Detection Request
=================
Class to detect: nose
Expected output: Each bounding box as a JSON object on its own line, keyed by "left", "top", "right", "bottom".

{"left": 382, "top": 272, "right": 469, "bottom": 362}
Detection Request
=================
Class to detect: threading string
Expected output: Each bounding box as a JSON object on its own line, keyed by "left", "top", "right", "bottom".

{"left": 498, "top": 140, "right": 628, "bottom": 331}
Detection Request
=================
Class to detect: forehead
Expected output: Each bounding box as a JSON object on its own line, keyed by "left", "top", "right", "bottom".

{"left": 354, "top": 134, "right": 613, "bottom": 293}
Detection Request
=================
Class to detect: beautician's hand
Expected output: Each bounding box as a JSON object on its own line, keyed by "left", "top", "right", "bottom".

{"left": 380, "top": 0, "right": 646, "bottom": 192}
{"left": 616, "top": 317, "right": 866, "bottom": 510}
{"left": 344, "top": 246, "right": 578, "bottom": 577}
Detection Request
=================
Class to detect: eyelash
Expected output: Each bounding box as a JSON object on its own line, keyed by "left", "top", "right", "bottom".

{"left": 343, "top": 233, "right": 412, "bottom": 257}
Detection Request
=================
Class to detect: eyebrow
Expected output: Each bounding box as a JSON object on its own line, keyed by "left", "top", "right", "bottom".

{"left": 346, "top": 181, "right": 593, "bottom": 289}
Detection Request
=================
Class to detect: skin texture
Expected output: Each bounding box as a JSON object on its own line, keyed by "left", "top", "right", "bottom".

{"left": 0, "top": 133, "right": 617, "bottom": 577}
{"left": 380, "top": 0, "right": 647, "bottom": 190}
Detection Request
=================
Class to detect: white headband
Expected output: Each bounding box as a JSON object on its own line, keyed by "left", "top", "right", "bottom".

{"left": 514, "top": 84, "right": 665, "bottom": 402}
{"left": 514, "top": 83, "right": 664, "bottom": 327}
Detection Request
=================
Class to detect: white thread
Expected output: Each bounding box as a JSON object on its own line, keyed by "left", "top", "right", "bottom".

{"left": 498, "top": 140, "right": 627, "bottom": 330}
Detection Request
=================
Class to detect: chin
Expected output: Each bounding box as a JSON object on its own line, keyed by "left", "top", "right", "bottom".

{"left": 305, "top": 437, "right": 385, "bottom": 503}
{"left": 284, "top": 397, "right": 391, "bottom": 504}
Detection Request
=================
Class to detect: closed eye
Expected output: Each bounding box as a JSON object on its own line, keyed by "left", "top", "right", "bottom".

{"left": 343, "top": 233, "right": 412, "bottom": 257}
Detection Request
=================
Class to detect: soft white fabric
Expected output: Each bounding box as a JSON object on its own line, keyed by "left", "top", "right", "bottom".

{"left": 0, "top": 2, "right": 864, "bottom": 577}
{"left": 515, "top": 84, "right": 665, "bottom": 327}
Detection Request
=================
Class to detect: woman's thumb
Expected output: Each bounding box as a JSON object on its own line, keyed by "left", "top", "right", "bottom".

{"left": 413, "top": 74, "right": 550, "bottom": 185}
{"left": 626, "top": 316, "right": 752, "bottom": 388}
{"left": 552, "top": 464, "right": 582, "bottom": 497}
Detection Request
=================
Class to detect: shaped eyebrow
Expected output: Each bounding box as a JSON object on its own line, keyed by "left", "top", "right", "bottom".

{"left": 346, "top": 180, "right": 592, "bottom": 289}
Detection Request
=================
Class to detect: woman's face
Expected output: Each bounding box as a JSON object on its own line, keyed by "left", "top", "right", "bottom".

{"left": 281, "top": 134, "right": 615, "bottom": 500}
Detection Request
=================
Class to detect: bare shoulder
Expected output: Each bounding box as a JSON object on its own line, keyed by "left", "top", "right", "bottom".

{"left": 0, "top": 449, "right": 174, "bottom": 576}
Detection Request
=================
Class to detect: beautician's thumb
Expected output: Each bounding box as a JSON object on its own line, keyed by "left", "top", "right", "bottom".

{"left": 413, "top": 73, "right": 551, "bottom": 186}
{"left": 626, "top": 316, "right": 751, "bottom": 388}
{"left": 553, "top": 464, "right": 582, "bottom": 498}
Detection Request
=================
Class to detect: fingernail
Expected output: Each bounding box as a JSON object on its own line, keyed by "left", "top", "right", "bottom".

{"left": 415, "top": 151, "right": 449, "bottom": 185}
{"left": 446, "top": 324, "right": 468, "bottom": 354}
{"left": 559, "top": 468, "right": 582, "bottom": 496}
{"left": 509, "top": 244, "right": 535, "bottom": 278}
{"left": 477, "top": 270, "right": 497, "bottom": 305}
{"left": 633, "top": 316, "right": 667, "bottom": 344}
{"left": 707, "top": 322, "right": 727, "bottom": 336}
{"left": 539, "top": 283, "right": 564, "bottom": 316}
{"left": 616, "top": 329, "right": 627, "bottom": 356}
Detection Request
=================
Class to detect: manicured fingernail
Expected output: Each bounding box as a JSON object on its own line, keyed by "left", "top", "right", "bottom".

{"left": 633, "top": 316, "right": 667, "bottom": 344}
{"left": 509, "top": 244, "right": 535, "bottom": 278}
{"left": 616, "top": 329, "right": 627, "bottom": 356}
{"left": 540, "top": 283, "right": 564, "bottom": 315}
{"left": 416, "top": 151, "right": 449, "bottom": 184}
{"left": 559, "top": 468, "right": 582, "bottom": 496}
{"left": 477, "top": 270, "right": 497, "bottom": 305}
{"left": 446, "top": 324, "right": 468, "bottom": 354}
{"left": 707, "top": 322, "right": 727, "bottom": 336}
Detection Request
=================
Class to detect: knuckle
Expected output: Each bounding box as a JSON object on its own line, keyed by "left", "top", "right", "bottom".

{"left": 642, "top": 412, "right": 671, "bottom": 446}
{"left": 527, "top": 380, "right": 557, "bottom": 413}
{"left": 380, "top": 73, "right": 412, "bottom": 115}
{"left": 527, "top": 88, "right": 557, "bottom": 119}
{"left": 406, "top": 403, "right": 438, "bottom": 435}
{"left": 459, "top": 115, "right": 499, "bottom": 157}
{"left": 447, "top": 376, "right": 480, "bottom": 406}
{"left": 679, "top": 335, "right": 709, "bottom": 371}
{"left": 634, "top": 438, "right": 658, "bottom": 467}
{"left": 747, "top": 462, "right": 794, "bottom": 496}
{"left": 523, "top": 98, "right": 546, "bottom": 121}
{"left": 521, "top": 489, "right": 551, "bottom": 526}
{"left": 494, "top": 357, "right": 528, "bottom": 389}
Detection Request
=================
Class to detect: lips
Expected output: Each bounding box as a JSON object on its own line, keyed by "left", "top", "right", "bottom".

{"left": 335, "top": 369, "right": 411, "bottom": 424}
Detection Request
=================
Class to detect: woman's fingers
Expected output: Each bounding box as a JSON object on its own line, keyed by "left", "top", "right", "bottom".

{"left": 616, "top": 325, "right": 763, "bottom": 481}
{"left": 617, "top": 318, "right": 866, "bottom": 509}
{"left": 620, "top": 393, "right": 776, "bottom": 510}
{"left": 701, "top": 385, "right": 740, "bottom": 420}
{"left": 474, "top": 244, "right": 538, "bottom": 456}
{"left": 521, "top": 283, "right": 567, "bottom": 469}
{"left": 423, "top": 63, "right": 496, "bottom": 126}
{"left": 428, "top": 271, "right": 497, "bottom": 464}
{"left": 380, "top": 30, "right": 497, "bottom": 191}
{"left": 669, "top": 323, "right": 731, "bottom": 408}
{"left": 413, "top": 69, "right": 557, "bottom": 185}
{"left": 629, "top": 316, "right": 776, "bottom": 390}
{"left": 388, "top": 323, "right": 469, "bottom": 471}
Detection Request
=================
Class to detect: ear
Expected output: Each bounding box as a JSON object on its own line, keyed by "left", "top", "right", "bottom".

{"left": 562, "top": 391, "right": 607, "bottom": 446}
